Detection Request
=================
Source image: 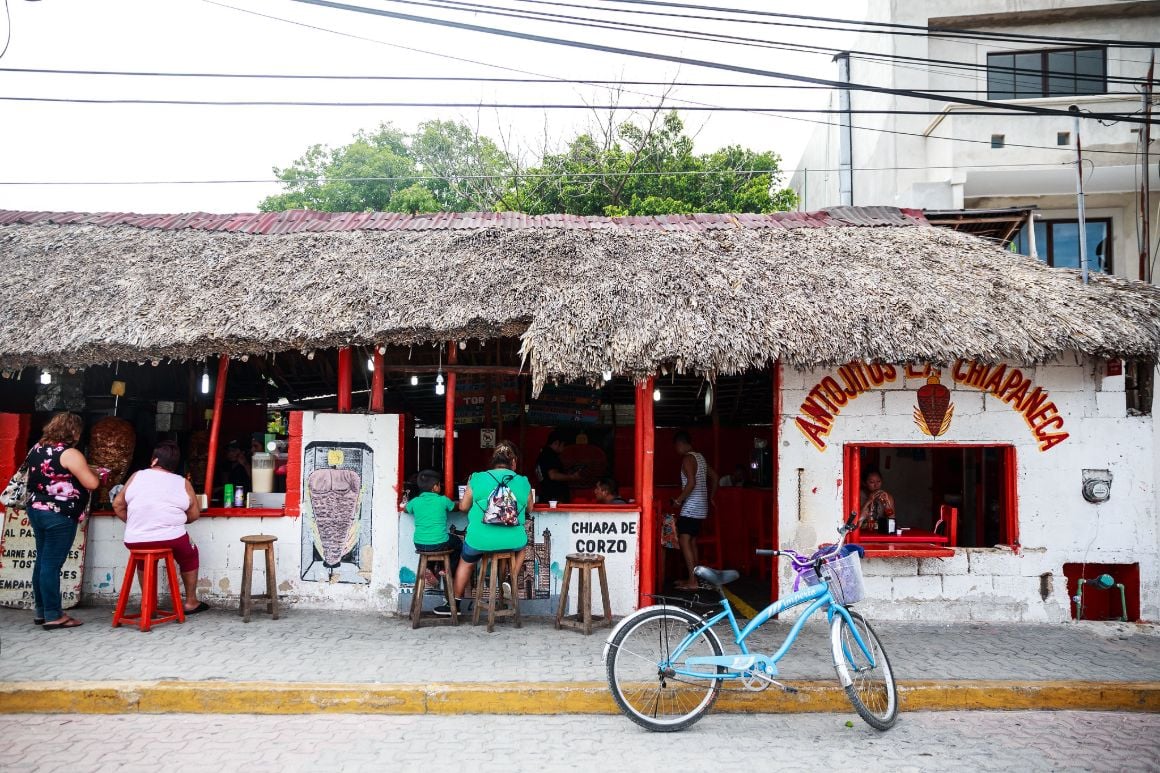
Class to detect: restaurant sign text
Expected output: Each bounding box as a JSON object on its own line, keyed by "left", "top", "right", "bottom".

{"left": 795, "top": 360, "right": 1070, "bottom": 452}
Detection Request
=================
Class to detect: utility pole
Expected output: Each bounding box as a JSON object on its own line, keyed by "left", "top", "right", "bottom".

{"left": 1141, "top": 53, "right": 1154, "bottom": 284}
{"left": 1070, "top": 105, "right": 1089, "bottom": 284}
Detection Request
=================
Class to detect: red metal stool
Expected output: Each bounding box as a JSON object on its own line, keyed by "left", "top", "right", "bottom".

{"left": 112, "top": 548, "right": 186, "bottom": 632}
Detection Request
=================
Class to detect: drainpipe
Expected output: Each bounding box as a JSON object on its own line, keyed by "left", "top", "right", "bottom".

{"left": 835, "top": 52, "right": 854, "bottom": 207}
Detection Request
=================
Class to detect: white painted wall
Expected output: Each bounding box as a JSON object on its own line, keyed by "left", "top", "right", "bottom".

{"left": 83, "top": 411, "right": 405, "bottom": 614}
{"left": 788, "top": 0, "right": 1160, "bottom": 279}
{"left": 779, "top": 354, "right": 1157, "bottom": 622}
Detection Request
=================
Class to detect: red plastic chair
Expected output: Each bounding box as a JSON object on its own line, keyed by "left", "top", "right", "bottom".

{"left": 112, "top": 548, "right": 186, "bottom": 632}
{"left": 933, "top": 505, "right": 959, "bottom": 547}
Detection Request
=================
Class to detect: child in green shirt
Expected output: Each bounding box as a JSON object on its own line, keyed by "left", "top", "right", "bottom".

{"left": 404, "top": 469, "right": 461, "bottom": 579}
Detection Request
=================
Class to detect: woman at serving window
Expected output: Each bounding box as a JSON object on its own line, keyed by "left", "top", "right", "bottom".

{"left": 859, "top": 470, "right": 895, "bottom": 531}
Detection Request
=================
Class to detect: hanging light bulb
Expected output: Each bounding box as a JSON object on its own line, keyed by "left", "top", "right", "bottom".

{"left": 410, "top": 375, "right": 419, "bottom": 386}
{"left": 458, "top": 340, "right": 467, "bottom": 350}
{"left": 276, "top": 397, "right": 290, "bottom": 407}
{"left": 602, "top": 370, "right": 613, "bottom": 382}
{"left": 366, "top": 357, "right": 375, "bottom": 372}
{"left": 39, "top": 370, "right": 51, "bottom": 385}
{"left": 306, "top": 351, "right": 315, "bottom": 361}
{"left": 435, "top": 382, "right": 446, "bottom": 396}
{"left": 436, "top": 373, "right": 444, "bottom": 386}
{"left": 200, "top": 367, "right": 210, "bottom": 394}
{"left": 653, "top": 387, "right": 661, "bottom": 401}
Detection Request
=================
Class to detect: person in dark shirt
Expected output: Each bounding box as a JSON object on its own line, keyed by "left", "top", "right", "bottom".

{"left": 534, "top": 430, "right": 580, "bottom": 504}
{"left": 593, "top": 476, "right": 627, "bottom": 505}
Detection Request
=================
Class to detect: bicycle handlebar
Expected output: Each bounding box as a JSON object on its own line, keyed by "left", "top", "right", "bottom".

{"left": 755, "top": 511, "right": 860, "bottom": 562}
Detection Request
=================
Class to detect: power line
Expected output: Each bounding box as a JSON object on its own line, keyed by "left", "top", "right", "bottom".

{"left": 513, "top": 0, "right": 1157, "bottom": 66}
{"left": 197, "top": 1, "right": 1146, "bottom": 157}
{"left": 291, "top": 0, "right": 1155, "bottom": 124}
{"left": 0, "top": 66, "right": 1042, "bottom": 93}
{"left": 415, "top": 0, "right": 1153, "bottom": 86}
{"left": 586, "top": 0, "right": 1160, "bottom": 49}
{"left": 5, "top": 94, "right": 1149, "bottom": 121}
{"left": 0, "top": 160, "right": 1090, "bottom": 186}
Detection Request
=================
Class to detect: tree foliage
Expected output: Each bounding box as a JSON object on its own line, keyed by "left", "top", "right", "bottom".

{"left": 261, "top": 111, "right": 797, "bottom": 215}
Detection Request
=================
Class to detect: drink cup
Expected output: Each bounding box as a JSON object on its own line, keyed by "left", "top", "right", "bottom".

{"left": 549, "top": 500, "right": 558, "bottom": 509}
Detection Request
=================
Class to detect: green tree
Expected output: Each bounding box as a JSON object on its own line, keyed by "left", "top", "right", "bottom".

{"left": 261, "top": 111, "right": 797, "bottom": 215}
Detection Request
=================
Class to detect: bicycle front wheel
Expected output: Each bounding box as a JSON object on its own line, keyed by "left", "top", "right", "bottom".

{"left": 605, "top": 606, "right": 725, "bottom": 732}
{"left": 830, "top": 609, "right": 898, "bottom": 730}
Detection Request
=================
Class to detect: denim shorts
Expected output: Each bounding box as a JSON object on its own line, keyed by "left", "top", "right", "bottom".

{"left": 460, "top": 542, "right": 486, "bottom": 564}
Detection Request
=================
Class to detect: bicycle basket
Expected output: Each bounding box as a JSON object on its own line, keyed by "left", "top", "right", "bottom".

{"left": 802, "top": 552, "right": 865, "bottom": 606}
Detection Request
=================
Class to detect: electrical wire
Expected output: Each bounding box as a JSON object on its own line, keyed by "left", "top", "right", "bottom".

{"left": 584, "top": 0, "right": 1160, "bottom": 49}
{"left": 198, "top": 1, "right": 1147, "bottom": 157}
{"left": 290, "top": 0, "right": 1155, "bottom": 125}
{"left": 410, "top": 0, "right": 1153, "bottom": 88}
{"left": 0, "top": 160, "right": 1100, "bottom": 186}
{"left": 0, "top": 0, "right": 10, "bottom": 61}
{"left": 513, "top": 0, "right": 1159, "bottom": 66}
{"left": 2, "top": 94, "right": 1147, "bottom": 120}
{"left": 0, "top": 68, "right": 1034, "bottom": 93}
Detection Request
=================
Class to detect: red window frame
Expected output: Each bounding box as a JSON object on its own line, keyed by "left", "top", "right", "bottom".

{"left": 843, "top": 442, "right": 1019, "bottom": 549}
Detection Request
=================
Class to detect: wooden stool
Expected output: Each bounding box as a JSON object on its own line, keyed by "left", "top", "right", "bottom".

{"left": 239, "top": 535, "right": 280, "bottom": 623}
{"left": 409, "top": 550, "right": 459, "bottom": 628}
{"left": 112, "top": 548, "right": 186, "bottom": 632}
{"left": 472, "top": 550, "right": 521, "bottom": 633}
{"left": 556, "top": 553, "right": 613, "bottom": 635}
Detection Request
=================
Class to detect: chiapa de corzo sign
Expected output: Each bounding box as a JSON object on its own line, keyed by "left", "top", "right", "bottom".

{"left": 795, "top": 360, "right": 1070, "bottom": 452}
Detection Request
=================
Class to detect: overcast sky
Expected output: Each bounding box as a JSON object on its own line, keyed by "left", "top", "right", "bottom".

{"left": 0, "top": 0, "right": 866, "bottom": 213}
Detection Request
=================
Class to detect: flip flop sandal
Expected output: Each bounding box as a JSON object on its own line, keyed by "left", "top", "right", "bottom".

{"left": 42, "top": 617, "right": 83, "bottom": 631}
{"left": 185, "top": 601, "right": 211, "bottom": 615}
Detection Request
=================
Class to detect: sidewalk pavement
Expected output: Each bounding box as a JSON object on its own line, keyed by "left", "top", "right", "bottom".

{"left": 2, "top": 604, "right": 1158, "bottom": 715}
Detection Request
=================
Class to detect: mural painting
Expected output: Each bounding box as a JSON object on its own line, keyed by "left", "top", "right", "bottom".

{"left": 301, "top": 441, "right": 374, "bottom": 584}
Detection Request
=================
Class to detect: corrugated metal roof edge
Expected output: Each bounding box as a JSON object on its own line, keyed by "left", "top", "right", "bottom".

{"left": 0, "top": 207, "right": 929, "bottom": 234}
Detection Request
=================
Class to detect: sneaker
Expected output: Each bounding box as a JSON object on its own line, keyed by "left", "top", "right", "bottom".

{"left": 433, "top": 599, "right": 466, "bottom": 616}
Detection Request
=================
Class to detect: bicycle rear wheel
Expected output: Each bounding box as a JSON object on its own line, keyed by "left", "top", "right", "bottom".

{"left": 830, "top": 609, "right": 898, "bottom": 730}
{"left": 605, "top": 606, "right": 724, "bottom": 732}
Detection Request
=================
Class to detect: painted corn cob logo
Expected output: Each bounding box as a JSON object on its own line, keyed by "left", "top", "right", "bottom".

{"left": 914, "top": 374, "right": 954, "bottom": 437}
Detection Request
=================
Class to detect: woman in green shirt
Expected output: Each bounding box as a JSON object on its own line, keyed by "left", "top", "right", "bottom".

{"left": 444, "top": 441, "right": 533, "bottom": 615}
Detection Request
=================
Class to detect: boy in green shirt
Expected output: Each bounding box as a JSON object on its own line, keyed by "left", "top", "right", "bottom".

{"left": 404, "top": 469, "right": 461, "bottom": 581}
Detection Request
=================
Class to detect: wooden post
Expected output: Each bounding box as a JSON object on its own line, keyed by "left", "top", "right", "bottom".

{"left": 638, "top": 376, "right": 657, "bottom": 605}
{"left": 444, "top": 343, "right": 457, "bottom": 496}
{"left": 370, "top": 348, "right": 385, "bottom": 413}
{"left": 337, "top": 347, "right": 353, "bottom": 413}
{"left": 203, "top": 355, "right": 229, "bottom": 502}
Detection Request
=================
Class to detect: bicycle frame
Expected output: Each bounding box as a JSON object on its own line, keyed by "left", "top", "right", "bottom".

{"left": 668, "top": 581, "right": 874, "bottom": 681}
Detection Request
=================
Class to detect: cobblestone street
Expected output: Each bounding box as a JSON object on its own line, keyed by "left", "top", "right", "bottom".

{"left": 3, "top": 711, "right": 1157, "bottom": 772}
{"left": 2, "top": 606, "right": 1157, "bottom": 684}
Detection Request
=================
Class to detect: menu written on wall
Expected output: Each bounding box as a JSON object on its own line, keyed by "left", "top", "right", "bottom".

{"left": 0, "top": 507, "right": 88, "bottom": 610}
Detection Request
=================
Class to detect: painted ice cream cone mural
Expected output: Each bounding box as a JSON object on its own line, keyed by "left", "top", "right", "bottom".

{"left": 914, "top": 374, "right": 954, "bottom": 437}
{"left": 307, "top": 467, "right": 363, "bottom": 568}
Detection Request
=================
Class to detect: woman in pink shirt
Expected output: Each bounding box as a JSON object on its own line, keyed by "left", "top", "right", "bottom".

{"left": 112, "top": 440, "right": 208, "bottom": 614}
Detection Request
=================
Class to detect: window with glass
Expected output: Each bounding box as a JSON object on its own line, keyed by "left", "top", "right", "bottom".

{"left": 987, "top": 47, "right": 1106, "bottom": 99}
{"left": 1013, "top": 218, "right": 1112, "bottom": 273}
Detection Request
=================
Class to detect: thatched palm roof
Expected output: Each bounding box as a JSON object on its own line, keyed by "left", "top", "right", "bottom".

{"left": 1, "top": 206, "right": 1158, "bottom": 390}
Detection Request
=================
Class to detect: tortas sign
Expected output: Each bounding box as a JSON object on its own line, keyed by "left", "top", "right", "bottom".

{"left": 795, "top": 360, "right": 1070, "bottom": 452}
{"left": 0, "top": 506, "right": 88, "bottom": 609}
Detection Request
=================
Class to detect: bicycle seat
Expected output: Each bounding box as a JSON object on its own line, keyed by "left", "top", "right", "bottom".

{"left": 693, "top": 566, "right": 739, "bottom": 586}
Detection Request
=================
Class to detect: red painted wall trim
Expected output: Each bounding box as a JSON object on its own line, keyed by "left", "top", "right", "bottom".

{"left": 371, "top": 349, "right": 385, "bottom": 413}
{"left": 638, "top": 377, "right": 657, "bottom": 605}
{"left": 284, "top": 410, "right": 303, "bottom": 517}
{"left": 337, "top": 348, "right": 353, "bottom": 413}
{"left": 203, "top": 356, "right": 229, "bottom": 500}
{"left": 443, "top": 343, "right": 457, "bottom": 497}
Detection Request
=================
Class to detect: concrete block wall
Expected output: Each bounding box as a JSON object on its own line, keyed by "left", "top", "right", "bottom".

{"left": 779, "top": 355, "right": 1157, "bottom": 622}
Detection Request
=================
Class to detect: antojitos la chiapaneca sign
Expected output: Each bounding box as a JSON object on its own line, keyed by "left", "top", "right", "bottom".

{"left": 795, "top": 360, "right": 1070, "bottom": 452}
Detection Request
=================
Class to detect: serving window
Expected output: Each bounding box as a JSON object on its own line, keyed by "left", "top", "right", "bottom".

{"left": 843, "top": 443, "right": 1018, "bottom": 552}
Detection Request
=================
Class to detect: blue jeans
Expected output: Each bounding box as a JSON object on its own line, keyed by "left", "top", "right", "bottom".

{"left": 28, "top": 507, "right": 79, "bottom": 621}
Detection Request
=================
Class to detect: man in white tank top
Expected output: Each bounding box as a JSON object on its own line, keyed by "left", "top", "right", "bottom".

{"left": 670, "top": 431, "right": 718, "bottom": 591}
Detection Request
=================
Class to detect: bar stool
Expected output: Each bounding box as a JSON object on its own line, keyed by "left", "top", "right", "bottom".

{"left": 112, "top": 548, "right": 186, "bottom": 632}
{"left": 555, "top": 553, "right": 613, "bottom": 635}
{"left": 409, "top": 549, "right": 459, "bottom": 628}
{"left": 472, "top": 550, "right": 521, "bottom": 633}
{"left": 239, "top": 534, "right": 280, "bottom": 623}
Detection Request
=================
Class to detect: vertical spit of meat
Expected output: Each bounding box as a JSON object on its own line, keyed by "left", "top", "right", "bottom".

{"left": 307, "top": 468, "right": 363, "bottom": 567}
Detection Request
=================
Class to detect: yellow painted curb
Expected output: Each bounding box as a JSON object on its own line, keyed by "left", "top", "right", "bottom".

{"left": 0, "top": 680, "right": 1157, "bottom": 715}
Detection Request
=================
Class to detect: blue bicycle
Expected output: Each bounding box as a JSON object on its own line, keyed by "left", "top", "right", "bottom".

{"left": 604, "top": 513, "right": 898, "bottom": 732}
